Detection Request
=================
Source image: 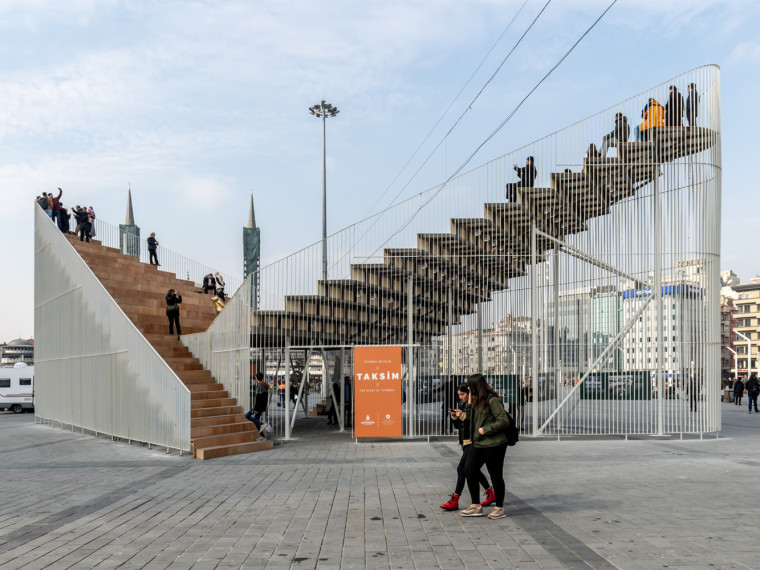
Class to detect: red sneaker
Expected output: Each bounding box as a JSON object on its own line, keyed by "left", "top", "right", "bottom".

{"left": 440, "top": 493, "right": 460, "bottom": 511}
{"left": 480, "top": 487, "right": 496, "bottom": 507}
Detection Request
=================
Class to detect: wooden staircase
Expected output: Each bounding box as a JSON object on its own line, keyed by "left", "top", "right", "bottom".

{"left": 64, "top": 234, "right": 272, "bottom": 459}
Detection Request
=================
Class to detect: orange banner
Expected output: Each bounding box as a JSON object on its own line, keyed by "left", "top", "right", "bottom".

{"left": 353, "top": 346, "right": 403, "bottom": 437}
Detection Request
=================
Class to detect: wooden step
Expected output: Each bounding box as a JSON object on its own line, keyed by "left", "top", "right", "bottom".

{"left": 191, "top": 414, "right": 249, "bottom": 428}
{"left": 194, "top": 439, "right": 273, "bottom": 460}
{"left": 191, "top": 421, "right": 256, "bottom": 439}
{"left": 190, "top": 390, "right": 230, "bottom": 401}
{"left": 192, "top": 431, "right": 259, "bottom": 449}
{"left": 191, "top": 397, "right": 237, "bottom": 409}
{"left": 191, "top": 405, "right": 243, "bottom": 418}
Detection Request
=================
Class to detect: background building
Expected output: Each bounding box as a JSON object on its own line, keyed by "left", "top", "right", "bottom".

{"left": 1, "top": 338, "right": 34, "bottom": 365}
{"left": 732, "top": 277, "right": 760, "bottom": 376}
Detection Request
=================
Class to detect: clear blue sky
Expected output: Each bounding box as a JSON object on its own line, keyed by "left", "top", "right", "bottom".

{"left": 1, "top": 0, "right": 758, "bottom": 342}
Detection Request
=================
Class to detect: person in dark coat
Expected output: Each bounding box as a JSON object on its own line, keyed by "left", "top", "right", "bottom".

{"left": 202, "top": 273, "right": 216, "bottom": 294}
{"left": 326, "top": 379, "right": 340, "bottom": 425}
{"left": 73, "top": 206, "right": 91, "bottom": 242}
{"left": 147, "top": 232, "right": 160, "bottom": 266}
{"left": 165, "top": 288, "right": 182, "bottom": 338}
{"left": 685, "top": 83, "right": 699, "bottom": 127}
{"left": 746, "top": 374, "right": 760, "bottom": 413}
{"left": 505, "top": 156, "right": 536, "bottom": 202}
{"left": 600, "top": 113, "right": 630, "bottom": 157}
{"left": 664, "top": 85, "right": 685, "bottom": 127}
{"left": 733, "top": 377, "right": 745, "bottom": 406}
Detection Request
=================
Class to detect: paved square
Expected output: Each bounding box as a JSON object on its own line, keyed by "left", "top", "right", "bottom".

{"left": 0, "top": 405, "right": 757, "bottom": 569}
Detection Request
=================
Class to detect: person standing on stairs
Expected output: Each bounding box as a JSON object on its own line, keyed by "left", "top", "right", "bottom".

{"left": 664, "top": 85, "right": 685, "bottom": 127}
{"left": 686, "top": 83, "right": 699, "bottom": 127}
{"left": 202, "top": 274, "right": 216, "bottom": 294}
{"left": 147, "top": 233, "right": 160, "bottom": 266}
{"left": 214, "top": 272, "right": 226, "bottom": 301}
{"left": 166, "top": 289, "right": 182, "bottom": 339}
{"left": 73, "top": 206, "right": 91, "bottom": 242}
{"left": 599, "top": 113, "right": 630, "bottom": 157}
{"left": 505, "top": 156, "right": 536, "bottom": 203}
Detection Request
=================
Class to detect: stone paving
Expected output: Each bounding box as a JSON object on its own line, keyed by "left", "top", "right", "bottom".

{"left": 0, "top": 404, "right": 758, "bottom": 569}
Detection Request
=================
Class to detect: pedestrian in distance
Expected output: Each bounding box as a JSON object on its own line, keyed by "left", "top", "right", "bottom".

{"left": 147, "top": 232, "right": 160, "bottom": 266}
{"left": 214, "top": 272, "right": 226, "bottom": 301}
{"left": 460, "top": 373, "right": 510, "bottom": 519}
{"left": 599, "top": 113, "right": 630, "bottom": 157}
{"left": 664, "top": 85, "right": 685, "bottom": 127}
{"left": 505, "top": 156, "right": 536, "bottom": 202}
{"left": 326, "top": 378, "right": 340, "bottom": 425}
{"left": 734, "top": 377, "right": 745, "bottom": 406}
{"left": 685, "top": 83, "right": 699, "bottom": 127}
{"left": 745, "top": 374, "right": 760, "bottom": 413}
{"left": 165, "top": 288, "right": 182, "bottom": 339}
{"left": 441, "top": 383, "right": 495, "bottom": 512}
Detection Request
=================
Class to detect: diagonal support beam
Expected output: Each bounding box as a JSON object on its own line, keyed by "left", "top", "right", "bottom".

{"left": 534, "top": 227, "right": 647, "bottom": 289}
{"left": 537, "top": 293, "right": 654, "bottom": 436}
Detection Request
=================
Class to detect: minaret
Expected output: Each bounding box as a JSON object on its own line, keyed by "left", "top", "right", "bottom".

{"left": 119, "top": 185, "right": 141, "bottom": 257}
{"left": 243, "top": 191, "right": 261, "bottom": 309}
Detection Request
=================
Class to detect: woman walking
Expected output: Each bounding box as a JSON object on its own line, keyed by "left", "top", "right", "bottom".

{"left": 441, "top": 383, "right": 495, "bottom": 511}
{"left": 166, "top": 289, "right": 182, "bottom": 339}
{"left": 460, "top": 374, "right": 510, "bottom": 519}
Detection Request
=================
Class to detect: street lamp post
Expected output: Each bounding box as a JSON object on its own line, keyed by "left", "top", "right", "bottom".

{"left": 309, "top": 100, "right": 339, "bottom": 281}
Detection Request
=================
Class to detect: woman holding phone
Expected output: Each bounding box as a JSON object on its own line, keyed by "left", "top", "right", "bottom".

{"left": 441, "top": 383, "right": 495, "bottom": 511}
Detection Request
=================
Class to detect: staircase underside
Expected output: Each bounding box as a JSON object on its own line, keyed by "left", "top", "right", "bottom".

{"left": 249, "top": 126, "right": 716, "bottom": 347}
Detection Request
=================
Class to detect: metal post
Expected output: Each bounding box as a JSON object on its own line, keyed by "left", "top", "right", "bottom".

{"left": 477, "top": 302, "right": 483, "bottom": 373}
{"left": 321, "top": 114, "right": 327, "bottom": 281}
{"left": 339, "top": 349, "right": 345, "bottom": 432}
{"left": 553, "top": 249, "right": 560, "bottom": 398}
{"left": 284, "top": 337, "right": 291, "bottom": 440}
{"left": 407, "top": 275, "right": 415, "bottom": 436}
{"left": 447, "top": 287, "right": 453, "bottom": 381}
{"left": 531, "top": 224, "right": 539, "bottom": 436}
{"left": 654, "top": 167, "right": 664, "bottom": 436}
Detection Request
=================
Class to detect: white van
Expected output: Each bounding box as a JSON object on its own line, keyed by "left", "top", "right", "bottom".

{"left": 0, "top": 362, "right": 34, "bottom": 413}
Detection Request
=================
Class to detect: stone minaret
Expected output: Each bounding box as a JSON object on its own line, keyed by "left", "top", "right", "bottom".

{"left": 119, "top": 186, "right": 140, "bottom": 257}
{"left": 243, "top": 191, "right": 260, "bottom": 309}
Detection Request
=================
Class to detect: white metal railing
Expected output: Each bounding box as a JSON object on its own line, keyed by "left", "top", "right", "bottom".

{"left": 34, "top": 206, "right": 192, "bottom": 453}
{"left": 82, "top": 215, "right": 242, "bottom": 295}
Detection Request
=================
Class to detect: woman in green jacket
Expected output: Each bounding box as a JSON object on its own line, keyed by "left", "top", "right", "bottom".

{"left": 460, "top": 374, "right": 510, "bottom": 519}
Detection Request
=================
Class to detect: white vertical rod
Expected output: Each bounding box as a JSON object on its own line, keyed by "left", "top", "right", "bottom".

{"left": 407, "top": 275, "right": 415, "bottom": 436}
{"left": 477, "top": 302, "right": 483, "bottom": 373}
{"left": 553, "top": 249, "right": 560, "bottom": 411}
{"left": 654, "top": 165, "right": 664, "bottom": 436}
{"left": 284, "top": 336, "right": 291, "bottom": 440}
{"left": 447, "top": 287, "right": 453, "bottom": 381}
{"left": 531, "top": 224, "right": 539, "bottom": 436}
{"left": 339, "top": 349, "right": 345, "bottom": 432}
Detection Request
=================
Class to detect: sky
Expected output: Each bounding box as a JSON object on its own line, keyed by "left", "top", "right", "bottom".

{"left": 1, "top": 0, "right": 759, "bottom": 342}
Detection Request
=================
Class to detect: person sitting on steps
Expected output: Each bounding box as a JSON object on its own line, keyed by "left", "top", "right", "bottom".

{"left": 505, "top": 156, "right": 536, "bottom": 203}
{"left": 599, "top": 112, "right": 630, "bottom": 157}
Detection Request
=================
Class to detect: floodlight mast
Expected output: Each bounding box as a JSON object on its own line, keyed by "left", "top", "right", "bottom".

{"left": 309, "top": 100, "right": 340, "bottom": 281}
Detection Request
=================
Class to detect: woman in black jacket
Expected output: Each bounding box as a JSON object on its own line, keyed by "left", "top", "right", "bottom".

{"left": 440, "top": 384, "right": 494, "bottom": 511}
{"left": 166, "top": 289, "right": 182, "bottom": 338}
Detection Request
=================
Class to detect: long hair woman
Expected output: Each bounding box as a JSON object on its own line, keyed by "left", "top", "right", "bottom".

{"left": 441, "top": 383, "right": 494, "bottom": 511}
{"left": 460, "top": 373, "right": 510, "bottom": 519}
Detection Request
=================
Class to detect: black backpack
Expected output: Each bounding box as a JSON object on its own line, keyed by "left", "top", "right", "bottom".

{"left": 488, "top": 395, "right": 519, "bottom": 446}
{"left": 504, "top": 409, "right": 519, "bottom": 446}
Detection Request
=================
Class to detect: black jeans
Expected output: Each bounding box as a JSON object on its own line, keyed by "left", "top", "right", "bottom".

{"left": 79, "top": 222, "right": 91, "bottom": 242}
{"left": 149, "top": 250, "right": 159, "bottom": 265}
{"left": 167, "top": 313, "right": 181, "bottom": 336}
{"left": 465, "top": 443, "right": 507, "bottom": 507}
{"left": 456, "top": 445, "right": 489, "bottom": 496}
